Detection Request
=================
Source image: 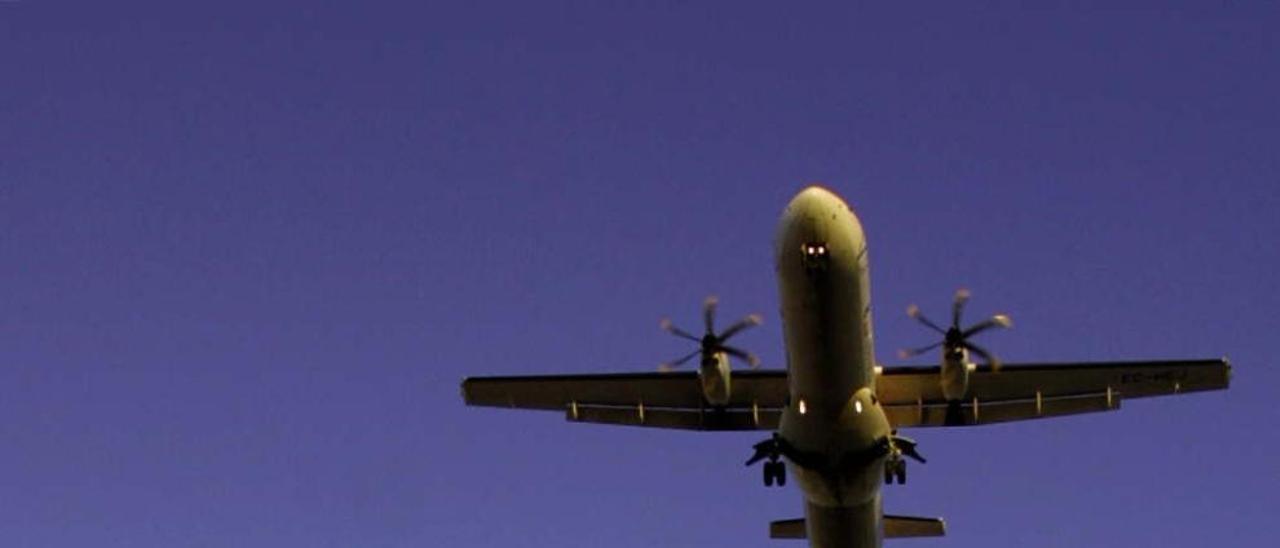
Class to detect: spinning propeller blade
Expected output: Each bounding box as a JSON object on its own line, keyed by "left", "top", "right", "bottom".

{"left": 659, "top": 296, "right": 763, "bottom": 371}
{"left": 899, "top": 289, "right": 1011, "bottom": 369}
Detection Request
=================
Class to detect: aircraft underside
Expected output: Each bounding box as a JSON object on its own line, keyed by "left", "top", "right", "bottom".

{"left": 461, "top": 185, "right": 1231, "bottom": 548}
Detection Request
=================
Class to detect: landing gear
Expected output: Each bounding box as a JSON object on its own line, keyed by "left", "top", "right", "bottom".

{"left": 763, "top": 460, "right": 787, "bottom": 487}
{"left": 884, "top": 432, "right": 924, "bottom": 485}
{"left": 747, "top": 434, "right": 789, "bottom": 488}
{"left": 884, "top": 458, "right": 907, "bottom": 485}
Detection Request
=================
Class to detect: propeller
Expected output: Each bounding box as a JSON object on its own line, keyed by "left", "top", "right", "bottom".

{"left": 898, "top": 288, "right": 1012, "bottom": 370}
{"left": 659, "top": 295, "right": 762, "bottom": 372}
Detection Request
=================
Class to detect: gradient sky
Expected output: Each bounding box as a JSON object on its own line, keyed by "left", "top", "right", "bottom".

{"left": 3, "top": 2, "right": 1277, "bottom": 547}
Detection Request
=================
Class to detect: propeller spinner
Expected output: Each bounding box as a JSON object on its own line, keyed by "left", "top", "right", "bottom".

{"left": 899, "top": 288, "right": 1012, "bottom": 370}
{"left": 659, "top": 296, "right": 762, "bottom": 372}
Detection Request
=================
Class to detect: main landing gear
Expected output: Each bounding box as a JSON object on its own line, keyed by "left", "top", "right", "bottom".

{"left": 746, "top": 433, "right": 788, "bottom": 488}
{"left": 763, "top": 460, "right": 787, "bottom": 487}
{"left": 884, "top": 458, "right": 907, "bottom": 485}
{"left": 885, "top": 432, "right": 926, "bottom": 485}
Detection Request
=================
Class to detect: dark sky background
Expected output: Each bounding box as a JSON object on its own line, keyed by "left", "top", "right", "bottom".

{"left": 3, "top": 2, "right": 1277, "bottom": 547}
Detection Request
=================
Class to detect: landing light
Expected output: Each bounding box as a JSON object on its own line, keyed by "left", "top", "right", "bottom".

{"left": 855, "top": 400, "right": 863, "bottom": 414}
{"left": 799, "top": 399, "right": 807, "bottom": 415}
{"left": 800, "top": 243, "right": 831, "bottom": 272}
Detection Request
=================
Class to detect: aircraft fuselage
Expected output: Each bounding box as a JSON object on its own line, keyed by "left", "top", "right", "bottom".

{"left": 776, "top": 186, "right": 892, "bottom": 548}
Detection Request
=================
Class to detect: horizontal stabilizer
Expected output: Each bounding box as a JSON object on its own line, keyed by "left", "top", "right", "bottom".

{"left": 769, "top": 515, "right": 945, "bottom": 540}
{"left": 769, "top": 518, "right": 804, "bottom": 539}
{"left": 884, "top": 514, "right": 946, "bottom": 538}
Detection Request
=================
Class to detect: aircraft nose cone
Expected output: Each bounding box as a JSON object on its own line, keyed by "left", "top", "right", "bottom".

{"left": 775, "top": 184, "right": 866, "bottom": 267}
{"left": 787, "top": 185, "right": 844, "bottom": 216}
{"left": 781, "top": 184, "right": 862, "bottom": 232}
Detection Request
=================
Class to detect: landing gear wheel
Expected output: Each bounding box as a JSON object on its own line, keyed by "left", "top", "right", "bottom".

{"left": 894, "top": 460, "right": 907, "bottom": 485}
{"left": 884, "top": 464, "right": 894, "bottom": 485}
{"left": 762, "top": 461, "right": 786, "bottom": 487}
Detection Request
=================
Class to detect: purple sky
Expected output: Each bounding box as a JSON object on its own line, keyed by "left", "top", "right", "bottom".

{"left": 3, "top": 2, "right": 1277, "bottom": 547}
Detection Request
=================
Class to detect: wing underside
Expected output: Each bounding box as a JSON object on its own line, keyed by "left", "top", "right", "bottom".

{"left": 461, "top": 359, "right": 1229, "bottom": 430}
{"left": 878, "top": 358, "right": 1230, "bottom": 428}
{"left": 461, "top": 370, "right": 787, "bottom": 431}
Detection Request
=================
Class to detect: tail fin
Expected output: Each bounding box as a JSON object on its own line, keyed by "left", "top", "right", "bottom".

{"left": 769, "top": 515, "right": 945, "bottom": 540}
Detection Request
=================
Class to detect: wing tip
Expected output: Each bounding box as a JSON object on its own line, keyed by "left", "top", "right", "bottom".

{"left": 459, "top": 378, "right": 474, "bottom": 405}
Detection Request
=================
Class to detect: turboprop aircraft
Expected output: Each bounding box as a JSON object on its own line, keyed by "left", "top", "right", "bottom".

{"left": 461, "top": 186, "right": 1230, "bottom": 548}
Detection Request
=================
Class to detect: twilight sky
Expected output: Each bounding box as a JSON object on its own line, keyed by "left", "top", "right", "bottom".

{"left": 2, "top": 2, "right": 1277, "bottom": 547}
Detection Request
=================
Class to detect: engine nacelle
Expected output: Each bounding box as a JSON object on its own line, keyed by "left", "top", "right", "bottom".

{"left": 699, "top": 351, "right": 733, "bottom": 406}
{"left": 904, "top": 288, "right": 1010, "bottom": 404}
{"left": 939, "top": 346, "right": 971, "bottom": 402}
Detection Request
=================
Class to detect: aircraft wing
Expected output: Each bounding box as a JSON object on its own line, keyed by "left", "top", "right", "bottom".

{"left": 461, "top": 370, "right": 789, "bottom": 431}
{"left": 878, "top": 358, "right": 1231, "bottom": 428}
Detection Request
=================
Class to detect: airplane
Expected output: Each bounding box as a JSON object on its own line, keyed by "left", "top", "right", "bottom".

{"left": 461, "top": 186, "right": 1230, "bottom": 548}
